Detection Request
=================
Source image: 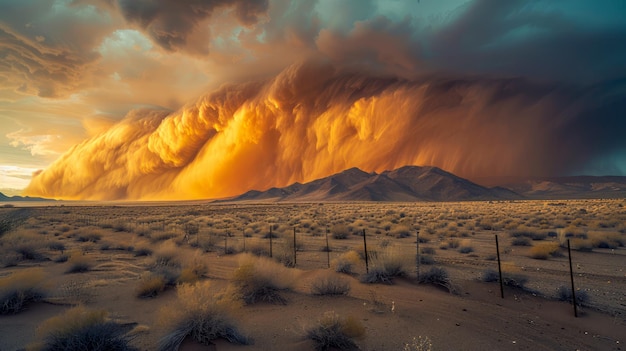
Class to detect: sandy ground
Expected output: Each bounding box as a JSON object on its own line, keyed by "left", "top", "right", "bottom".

{"left": 0, "top": 200, "right": 625, "bottom": 350}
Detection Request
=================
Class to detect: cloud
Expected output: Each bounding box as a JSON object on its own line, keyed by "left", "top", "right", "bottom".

{"left": 24, "top": 60, "right": 626, "bottom": 200}
{"left": 117, "top": 0, "right": 269, "bottom": 55}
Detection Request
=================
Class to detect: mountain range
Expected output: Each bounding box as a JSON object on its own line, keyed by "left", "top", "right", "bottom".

{"left": 225, "top": 166, "right": 626, "bottom": 202}
{"left": 0, "top": 192, "right": 52, "bottom": 202}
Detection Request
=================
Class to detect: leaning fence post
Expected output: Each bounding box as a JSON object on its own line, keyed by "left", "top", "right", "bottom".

{"left": 567, "top": 239, "right": 578, "bottom": 317}
{"left": 495, "top": 234, "right": 504, "bottom": 299}
{"left": 363, "top": 229, "right": 369, "bottom": 274}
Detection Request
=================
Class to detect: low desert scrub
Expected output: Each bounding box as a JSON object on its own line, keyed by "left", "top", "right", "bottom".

{"left": 332, "top": 251, "right": 361, "bottom": 274}
{"left": 391, "top": 225, "right": 412, "bottom": 238}
{"left": 157, "top": 281, "right": 250, "bottom": 350}
{"left": 457, "top": 239, "right": 474, "bottom": 254}
{"left": 0, "top": 268, "right": 47, "bottom": 314}
{"left": 529, "top": 242, "right": 561, "bottom": 259}
{"left": 418, "top": 267, "right": 454, "bottom": 292}
{"left": 568, "top": 238, "right": 594, "bottom": 251}
{"left": 311, "top": 272, "right": 350, "bottom": 296}
{"left": 557, "top": 286, "right": 591, "bottom": 306}
{"left": 587, "top": 231, "right": 624, "bottom": 249}
{"left": 32, "top": 306, "right": 137, "bottom": 351}
{"left": 511, "top": 237, "right": 531, "bottom": 246}
{"left": 65, "top": 251, "right": 94, "bottom": 273}
{"left": 481, "top": 267, "right": 528, "bottom": 289}
{"left": 232, "top": 253, "right": 296, "bottom": 304}
{"left": 361, "top": 248, "right": 411, "bottom": 284}
{"left": 510, "top": 226, "right": 547, "bottom": 240}
{"left": 136, "top": 273, "right": 166, "bottom": 298}
{"left": 152, "top": 241, "right": 182, "bottom": 267}
{"left": 332, "top": 224, "right": 350, "bottom": 239}
{"left": 403, "top": 336, "right": 433, "bottom": 351}
{"left": 305, "top": 311, "right": 364, "bottom": 351}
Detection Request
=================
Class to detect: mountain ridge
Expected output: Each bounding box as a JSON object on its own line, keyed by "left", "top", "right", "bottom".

{"left": 225, "top": 166, "right": 522, "bottom": 202}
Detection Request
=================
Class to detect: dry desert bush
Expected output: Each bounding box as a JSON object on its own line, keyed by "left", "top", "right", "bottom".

{"left": 157, "top": 281, "right": 250, "bottom": 350}
{"left": 0, "top": 268, "right": 47, "bottom": 314}
{"left": 65, "top": 250, "right": 94, "bottom": 273}
{"left": 232, "top": 253, "right": 296, "bottom": 305}
{"left": 31, "top": 305, "right": 137, "bottom": 351}
{"left": 361, "top": 247, "right": 412, "bottom": 284}
{"left": 305, "top": 311, "right": 364, "bottom": 351}
{"left": 332, "top": 250, "right": 361, "bottom": 274}
{"left": 528, "top": 242, "right": 561, "bottom": 259}
{"left": 311, "top": 271, "right": 351, "bottom": 296}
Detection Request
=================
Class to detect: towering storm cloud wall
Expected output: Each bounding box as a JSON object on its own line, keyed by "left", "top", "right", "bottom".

{"left": 24, "top": 60, "right": 626, "bottom": 200}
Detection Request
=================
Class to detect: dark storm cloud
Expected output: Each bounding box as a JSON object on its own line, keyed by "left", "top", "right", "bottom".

{"left": 428, "top": 0, "right": 626, "bottom": 83}
{"left": 117, "top": 0, "right": 268, "bottom": 54}
{"left": 0, "top": 0, "right": 117, "bottom": 97}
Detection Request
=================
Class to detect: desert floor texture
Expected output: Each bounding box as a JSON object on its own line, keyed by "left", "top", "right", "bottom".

{"left": 0, "top": 199, "right": 625, "bottom": 350}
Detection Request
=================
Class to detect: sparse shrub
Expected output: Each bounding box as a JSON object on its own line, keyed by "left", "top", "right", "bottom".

{"left": 392, "top": 225, "right": 412, "bottom": 238}
{"left": 511, "top": 237, "right": 531, "bottom": 246}
{"left": 481, "top": 268, "right": 528, "bottom": 289}
{"left": 418, "top": 267, "right": 453, "bottom": 291}
{"left": 136, "top": 273, "right": 166, "bottom": 298}
{"left": 306, "top": 311, "right": 364, "bottom": 351}
{"left": 33, "top": 306, "right": 137, "bottom": 351}
{"left": 569, "top": 238, "right": 593, "bottom": 252}
{"left": 0, "top": 268, "right": 47, "bottom": 314}
{"left": 529, "top": 242, "right": 560, "bottom": 259}
{"left": 76, "top": 232, "right": 101, "bottom": 243}
{"left": 54, "top": 255, "right": 69, "bottom": 263}
{"left": 65, "top": 251, "right": 93, "bottom": 273}
{"left": 458, "top": 240, "right": 474, "bottom": 254}
{"left": 361, "top": 248, "right": 410, "bottom": 284}
{"left": 48, "top": 242, "right": 66, "bottom": 253}
{"left": 152, "top": 241, "right": 181, "bottom": 267}
{"left": 332, "top": 224, "right": 350, "bottom": 239}
{"left": 420, "top": 247, "right": 436, "bottom": 255}
{"left": 15, "top": 243, "right": 45, "bottom": 260}
{"left": 557, "top": 286, "right": 590, "bottom": 306}
{"left": 157, "top": 281, "right": 250, "bottom": 350}
{"left": 403, "top": 336, "right": 433, "bottom": 351}
{"left": 232, "top": 254, "right": 295, "bottom": 305}
{"left": 134, "top": 247, "right": 153, "bottom": 257}
{"left": 419, "top": 255, "right": 435, "bottom": 265}
{"left": 332, "top": 251, "right": 361, "bottom": 275}
{"left": 311, "top": 273, "right": 350, "bottom": 296}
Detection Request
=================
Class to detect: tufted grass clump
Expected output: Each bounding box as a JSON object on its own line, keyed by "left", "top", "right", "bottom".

{"left": 232, "top": 254, "right": 295, "bottom": 305}
{"left": 0, "top": 268, "right": 47, "bottom": 314}
{"left": 157, "top": 281, "right": 250, "bottom": 351}
{"left": 32, "top": 306, "right": 138, "bottom": 351}
{"left": 361, "top": 248, "right": 410, "bottom": 284}
{"left": 332, "top": 251, "right": 361, "bottom": 275}
{"left": 311, "top": 272, "right": 350, "bottom": 296}
{"left": 305, "top": 311, "right": 364, "bottom": 351}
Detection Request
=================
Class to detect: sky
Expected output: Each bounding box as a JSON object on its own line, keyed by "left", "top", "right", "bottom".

{"left": 1, "top": 0, "right": 625, "bottom": 199}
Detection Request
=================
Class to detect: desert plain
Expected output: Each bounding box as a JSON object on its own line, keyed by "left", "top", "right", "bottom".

{"left": 0, "top": 199, "right": 625, "bottom": 350}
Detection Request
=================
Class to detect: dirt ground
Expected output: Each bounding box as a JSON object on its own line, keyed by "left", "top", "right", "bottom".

{"left": 1, "top": 199, "right": 624, "bottom": 350}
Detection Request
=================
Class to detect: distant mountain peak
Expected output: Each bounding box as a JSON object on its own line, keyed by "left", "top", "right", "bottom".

{"left": 223, "top": 165, "right": 520, "bottom": 202}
